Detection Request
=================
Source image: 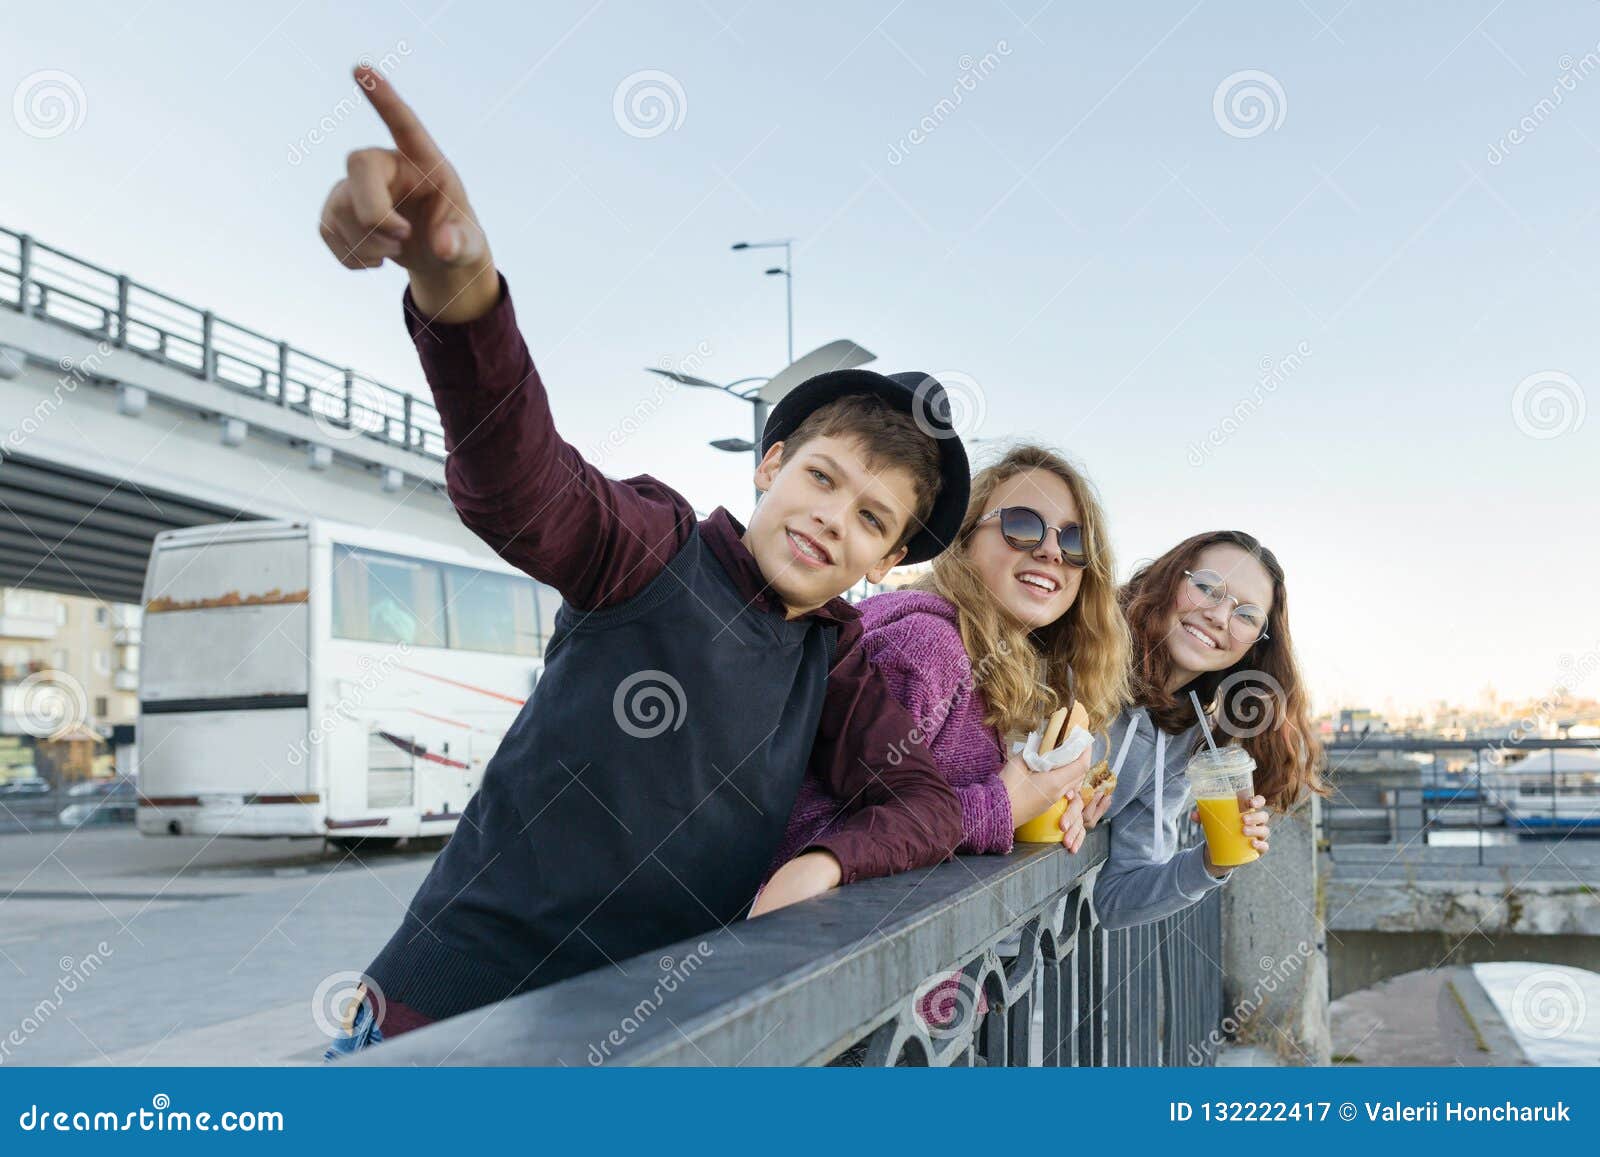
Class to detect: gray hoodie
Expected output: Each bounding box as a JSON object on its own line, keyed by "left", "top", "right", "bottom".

{"left": 1089, "top": 705, "right": 1233, "bottom": 930}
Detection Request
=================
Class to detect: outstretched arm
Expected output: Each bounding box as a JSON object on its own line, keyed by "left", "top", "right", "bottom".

{"left": 318, "top": 68, "right": 694, "bottom": 610}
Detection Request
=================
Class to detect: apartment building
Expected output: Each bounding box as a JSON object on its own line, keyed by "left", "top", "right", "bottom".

{"left": 0, "top": 587, "right": 139, "bottom": 761}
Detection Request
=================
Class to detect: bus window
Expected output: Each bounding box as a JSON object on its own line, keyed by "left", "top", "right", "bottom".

{"left": 442, "top": 566, "right": 540, "bottom": 657}
{"left": 331, "top": 544, "right": 447, "bottom": 648}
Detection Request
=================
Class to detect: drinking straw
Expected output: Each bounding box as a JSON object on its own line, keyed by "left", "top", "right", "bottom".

{"left": 1190, "top": 689, "right": 1219, "bottom": 756}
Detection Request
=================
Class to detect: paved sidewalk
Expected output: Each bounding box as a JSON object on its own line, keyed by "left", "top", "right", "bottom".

{"left": 0, "top": 827, "right": 435, "bottom": 1066}
{"left": 1328, "top": 965, "right": 1531, "bottom": 1066}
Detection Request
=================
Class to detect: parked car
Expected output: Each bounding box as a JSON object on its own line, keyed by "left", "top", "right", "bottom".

{"left": 0, "top": 776, "right": 51, "bottom": 797}
{"left": 59, "top": 777, "right": 138, "bottom": 827}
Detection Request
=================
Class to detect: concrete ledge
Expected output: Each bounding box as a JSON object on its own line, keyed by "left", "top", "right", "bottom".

{"left": 1451, "top": 965, "right": 1530, "bottom": 1064}
{"left": 1328, "top": 877, "right": 1600, "bottom": 936}
{"left": 353, "top": 836, "right": 1111, "bottom": 1067}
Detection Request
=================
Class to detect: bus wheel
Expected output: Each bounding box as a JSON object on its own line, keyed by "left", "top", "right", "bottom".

{"left": 326, "top": 836, "right": 375, "bottom": 854}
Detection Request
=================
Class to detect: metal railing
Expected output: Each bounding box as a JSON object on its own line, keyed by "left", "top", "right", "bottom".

{"left": 0, "top": 785, "right": 135, "bottom": 835}
{"left": 357, "top": 828, "right": 1224, "bottom": 1067}
{"left": 0, "top": 225, "right": 445, "bottom": 460}
{"left": 1323, "top": 739, "right": 1600, "bottom": 864}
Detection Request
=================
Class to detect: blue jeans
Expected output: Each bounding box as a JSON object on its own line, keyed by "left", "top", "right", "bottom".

{"left": 323, "top": 998, "right": 384, "bottom": 1061}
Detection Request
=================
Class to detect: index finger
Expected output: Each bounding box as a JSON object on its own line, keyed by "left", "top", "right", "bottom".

{"left": 356, "top": 66, "right": 443, "bottom": 164}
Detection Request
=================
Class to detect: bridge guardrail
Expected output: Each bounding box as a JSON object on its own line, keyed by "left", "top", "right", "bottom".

{"left": 0, "top": 225, "right": 446, "bottom": 461}
{"left": 1322, "top": 739, "right": 1600, "bottom": 864}
{"left": 356, "top": 829, "right": 1224, "bottom": 1068}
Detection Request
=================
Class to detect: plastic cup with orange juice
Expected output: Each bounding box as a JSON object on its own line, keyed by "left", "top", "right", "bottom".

{"left": 1184, "top": 746, "right": 1259, "bottom": 866}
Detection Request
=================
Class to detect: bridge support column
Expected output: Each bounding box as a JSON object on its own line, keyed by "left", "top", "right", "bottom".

{"left": 1219, "top": 795, "right": 1332, "bottom": 1064}
{"left": 1391, "top": 786, "right": 1426, "bottom": 844}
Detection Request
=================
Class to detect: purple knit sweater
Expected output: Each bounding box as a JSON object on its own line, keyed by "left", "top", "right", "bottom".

{"left": 767, "top": 590, "right": 1013, "bottom": 878}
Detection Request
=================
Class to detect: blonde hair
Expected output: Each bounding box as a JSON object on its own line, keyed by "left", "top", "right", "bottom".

{"left": 912, "top": 444, "right": 1131, "bottom": 737}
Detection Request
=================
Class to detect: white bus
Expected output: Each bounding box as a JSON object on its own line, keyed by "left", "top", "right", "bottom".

{"left": 136, "top": 518, "right": 556, "bottom": 842}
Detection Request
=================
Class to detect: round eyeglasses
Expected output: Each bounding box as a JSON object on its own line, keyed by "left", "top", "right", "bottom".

{"left": 1182, "top": 569, "right": 1270, "bottom": 643}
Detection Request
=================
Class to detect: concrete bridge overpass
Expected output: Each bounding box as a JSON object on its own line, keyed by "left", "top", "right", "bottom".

{"left": 1323, "top": 841, "right": 1600, "bottom": 997}
{"left": 0, "top": 224, "right": 484, "bottom": 605}
{"left": 1321, "top": 740, "right": 1597, "bottom": 997}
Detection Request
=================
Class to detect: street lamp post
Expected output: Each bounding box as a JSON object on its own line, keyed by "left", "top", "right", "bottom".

{"left": 644, "top": 338, "right": 878, "bottom": 507}
{"left": 642, "top": 369, "right": 771, "bottom": 503}
{"left": 731, "top": 239, "right": 793, "bottom": 367}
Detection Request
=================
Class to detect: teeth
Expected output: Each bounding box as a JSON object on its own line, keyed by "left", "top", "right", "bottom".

{"left": 1018, "top": 574, "right": 1058, "bottom": 593}
{"left": 789, "top": 531, "right": 825, "bottom": 563}
{"left": 1183, "top": 623, "right": 1218, "bottom": 649}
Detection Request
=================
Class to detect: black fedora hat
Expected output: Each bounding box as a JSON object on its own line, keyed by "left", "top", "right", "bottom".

{"left": 760, "top": 369, "right": 971, "bottom": 565}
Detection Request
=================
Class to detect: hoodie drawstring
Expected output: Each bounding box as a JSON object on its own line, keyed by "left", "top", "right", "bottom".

{"left": 1106, "top": 712, "right": 1171, "bottom": 862}
{"left": 1153, "top": 729, "right": 1167, "bottom": 862}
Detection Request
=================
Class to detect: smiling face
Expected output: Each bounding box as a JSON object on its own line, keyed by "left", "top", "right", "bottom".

{"left": 1163, "top": 543, "right": 1274, "bottom": 687}
{"left": 744, "top": 433, "right": 917, "bottom": 618}
{"left": 964, "top": 468, "right": 1085, "bottom": 630}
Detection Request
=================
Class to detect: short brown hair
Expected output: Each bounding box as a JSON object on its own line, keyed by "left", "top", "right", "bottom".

{"left": 778, "top": 393, "right": 942, "bottom": 551}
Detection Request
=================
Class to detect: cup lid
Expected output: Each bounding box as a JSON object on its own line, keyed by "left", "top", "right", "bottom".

{"left": 1186, "top": 745, "right": 1255, "bottom": 776}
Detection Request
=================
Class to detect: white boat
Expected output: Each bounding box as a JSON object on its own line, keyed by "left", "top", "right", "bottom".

{"left": 1486, "top": 748, "right": 1600, "bottom": 835}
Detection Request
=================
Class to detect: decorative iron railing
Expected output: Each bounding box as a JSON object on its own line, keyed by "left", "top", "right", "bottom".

{"left": 356, "top": 828, "right": 1224, "bottom": 1067}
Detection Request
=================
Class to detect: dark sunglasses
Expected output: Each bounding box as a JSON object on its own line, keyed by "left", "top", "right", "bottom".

{"left": 977, "top": 507, "right": 1088, "bottom": 568}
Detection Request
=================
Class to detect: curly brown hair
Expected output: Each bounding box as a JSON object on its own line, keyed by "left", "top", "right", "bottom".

{"left": 1121, "top": 530, "right": 1325, "bottom": 812}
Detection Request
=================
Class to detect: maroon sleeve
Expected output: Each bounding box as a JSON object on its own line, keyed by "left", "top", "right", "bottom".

{"left": 801, "top": 620, "right": 965, "bottom": 883}
{"left": 402, "top": 276, "right": 696, "bottom": 611}
{"left": 864, "top": 626, "right": 1015, "bottom": 856}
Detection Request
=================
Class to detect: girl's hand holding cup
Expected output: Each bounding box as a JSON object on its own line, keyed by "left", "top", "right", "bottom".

{"left": 1190, "top": 794, "right": 1271, "bottom": 877}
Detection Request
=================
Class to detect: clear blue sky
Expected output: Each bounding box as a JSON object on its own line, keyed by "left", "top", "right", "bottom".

{"left": 5, "top": 2, "right": 1597, "bottom": 714}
